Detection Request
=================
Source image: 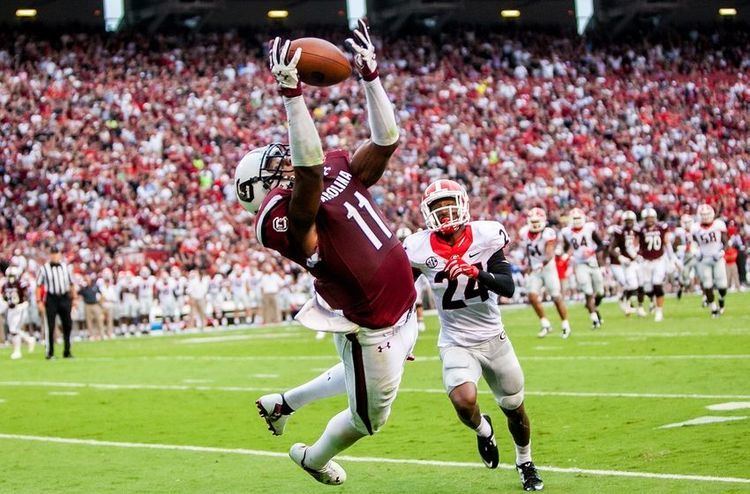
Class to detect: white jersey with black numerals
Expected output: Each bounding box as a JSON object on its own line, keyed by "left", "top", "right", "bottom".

{"left": 208, "top": 274, "right": 224, "bottom": 295}
{"left": 229, "top": 271, "right": 249, "bottom": 297}
{"left": 404, "top": 221, "right": 510, "bottom": 348}
{"left": 518, "top": 225, "right": 557, "bottom": 269}
{"left": 561, "top": 222, "right": 600, "bottom": 267}
{"left": 691, "top": 220, "right": 727, "bottom": 259}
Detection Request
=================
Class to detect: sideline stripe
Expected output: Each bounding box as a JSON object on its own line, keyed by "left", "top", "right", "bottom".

{"left": 0, "top": 433, "right": 747, "bottom": 485}
{"left": 30, "top": 354, "right": 750, "bottom": 364}
{"left": 1, "top": 381, "right": 749, "bottom": 400}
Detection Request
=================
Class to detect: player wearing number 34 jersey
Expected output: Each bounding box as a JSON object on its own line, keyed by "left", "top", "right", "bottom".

{"left": 404, "top": 179, "right": 543, "bottom": 492}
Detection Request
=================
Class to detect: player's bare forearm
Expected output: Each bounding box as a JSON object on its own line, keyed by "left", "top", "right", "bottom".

{"left": 350, "top": 140, "right": 398, "bottom": 187}
{"left": 289, "top": 166, "right": 323, "bottom": 252}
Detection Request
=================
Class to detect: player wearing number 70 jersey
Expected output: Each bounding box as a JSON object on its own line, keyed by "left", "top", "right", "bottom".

{"left": 235, "top": 21, "right": 416, "bottom": 487}
{"left": 403, "top": 179, "right": 544, "bottom": 492}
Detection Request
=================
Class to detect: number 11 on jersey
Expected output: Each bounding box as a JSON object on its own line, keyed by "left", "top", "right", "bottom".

{"left": 344, "top": 191, "right": 393, "bottom": 250}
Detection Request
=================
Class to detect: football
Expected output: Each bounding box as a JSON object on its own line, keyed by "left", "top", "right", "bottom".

{"left": 289, "top": 37, "right": 352, "bottom": 87}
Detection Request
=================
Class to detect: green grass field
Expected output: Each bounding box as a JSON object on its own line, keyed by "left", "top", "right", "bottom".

{"left": 1, "top": 293, "right": 749, "bottom": 493}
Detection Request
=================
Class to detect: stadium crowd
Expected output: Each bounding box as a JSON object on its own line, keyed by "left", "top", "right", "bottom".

{"left": 1, "top": 26, "right": 749, "bottom": 336}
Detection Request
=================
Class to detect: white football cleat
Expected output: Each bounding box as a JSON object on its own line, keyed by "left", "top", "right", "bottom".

{"left": 654, "top": 310, "right": 663, "bottom": 322}
{"left": 417, "top": 321, "right": 426, "bottom": 332}
{"left": 537, "top": 327, "right": 551, "bottom": 338}
{"left": 315, "top": 331, "right": 326, "bottom": 340}
{"left": 636, "top": 307, "right": 647, "bottom": 317}
{"left": 10, "top": 351, "right": 22, "bottom": 360}
{"left": 561, "top": 326, "right": 571, "bottom": 339}
{"left": 28, "top": 338, "right": 36, "bottom": 353}
{"left": 255, "top": 393, "right": 291, "bottom": 436}
{"left": 289, "top": 443, "right": 346, "bottom": 485}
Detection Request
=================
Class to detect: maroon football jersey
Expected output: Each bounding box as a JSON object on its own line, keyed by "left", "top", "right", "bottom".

{"left": 612, "top": 225, "right": 640, "bottom": 261}
{"left": 638, "top": 223, "right": 668, "bottom": 260}
{"left": 255, "top": 150, "right": 416, "bottom": 329}
{"left": 2, "top": 279, "right": 27, "bottom": 308}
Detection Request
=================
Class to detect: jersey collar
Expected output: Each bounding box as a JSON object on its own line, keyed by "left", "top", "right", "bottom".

{"left": 429, "top": 225, "right": 473, "bottom": 260}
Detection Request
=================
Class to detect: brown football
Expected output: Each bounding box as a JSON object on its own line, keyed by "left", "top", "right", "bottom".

{"left": 289, "top": 37, "right": 352, "bottom": 87}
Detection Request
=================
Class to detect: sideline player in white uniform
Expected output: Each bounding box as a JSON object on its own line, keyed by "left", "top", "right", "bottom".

{"left": 691, "top": 204, "right": 728, "bottom": 317}
{"left": 137, "top": 267, "right": 156, "bottom": 333}
{"left": 519, "top": 208, "right": 570, "bottom": 339}
{"left": 561, "top": 209, "right": 605, "bottom": 329}
{"left": 118, "top": 271, "right": 138, "bottom": 335}
{"left": 1, "top": 267, "right": 36, "bottom": 359}
{"left": 229, "top": 265, "right": 252, "bottom": 325}
{"left": 404, "top": 179, "right": 543, "bottom": 492}
{"left": 207, "top": 272, "right": 225, "bottom": 326}
{"left": 673, "top": 214, "right": 698, "bottom": 299}
{"left": 637, "top": 208, "right": 671, "bottom": 322}
{"left": 156, "top": 270, "right": 179, "bottom": 332}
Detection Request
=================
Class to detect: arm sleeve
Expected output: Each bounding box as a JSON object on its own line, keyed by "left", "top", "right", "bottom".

{"left": 592, "top": 231, "right": 604, "bottom": 250}
{"left": 477, "top": 249, "right": 515, "bottom": 297}
{"left": 412, "top": 267, "right": 423, "bottom": 282}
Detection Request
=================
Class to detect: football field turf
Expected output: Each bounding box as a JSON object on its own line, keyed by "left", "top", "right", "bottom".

{"left": 1, "top": 293, "right": 749, "bottom": 493}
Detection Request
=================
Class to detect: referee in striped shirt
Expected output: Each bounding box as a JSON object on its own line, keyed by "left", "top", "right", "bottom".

{"left": 36, "top": 245, "right": 77, "bottom": 359}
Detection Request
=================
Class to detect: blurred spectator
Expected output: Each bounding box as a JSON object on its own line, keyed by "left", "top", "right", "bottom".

{"left": 80, "top": 273, "right": 106, "bottom": 340}
{"left": 259, "top": 263, "right": 282, "bottom": 325}
{"left": 186, "top": 268, "right": 210, "bottom": 330}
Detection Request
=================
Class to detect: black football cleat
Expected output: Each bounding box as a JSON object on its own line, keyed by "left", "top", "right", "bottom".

{"left": 517, "top": 461, "right": 544, "bottom": 491}
{"left": 476, "top": 415, "right": 499, "bottom": 469}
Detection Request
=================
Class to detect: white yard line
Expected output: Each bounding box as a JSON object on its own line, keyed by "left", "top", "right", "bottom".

{"left": 658, "top": 416, "right": 748, "bottom": 429}
{"left": 706, "top": 402, "right": 750, "bottom": 411}
{"left": 178, "top": 333, "right": 301, "bottom": 344}
{"left": 0, "top": 433, "right": 747, "bottom": 485}
{"left": 1, "top": 380, "right": 749, "bottom": 400}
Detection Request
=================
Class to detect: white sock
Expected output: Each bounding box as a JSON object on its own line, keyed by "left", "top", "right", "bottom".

{"left": 540, "top": 317, "right": 551, "bottom": 329}
{"left": 590, "top": 312, "right": 600, "bottom": 323}
{"left": 284, "top": 363, "right": 347, "bottom": 411}
{"left": 515, "top": 441, "right": 532, "bottom": 465}
{"left": 475, "top": 415, "right": 492, "bottom": 438}
{"left": 304, "top": 409, "right": 366, "bottom": 470}
{"left": 561, "top": 320, "right": 570, "bottom": 330}
{"left": 12, "top": 335, "right": 21, "bottom": 354}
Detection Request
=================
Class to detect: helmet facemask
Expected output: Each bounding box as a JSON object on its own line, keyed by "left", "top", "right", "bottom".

{"left": 235, "top": 143, "right": 293, "bottom": 212}
{"left": 422, "top": 192, "right": 470, "bottom": 235}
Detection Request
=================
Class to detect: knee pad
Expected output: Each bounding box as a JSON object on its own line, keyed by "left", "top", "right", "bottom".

{"left": 653, "top": 285, "right": 664, "bottom": 297}
{"left": 498, "top": 388, "right": 525, "bottom": 411}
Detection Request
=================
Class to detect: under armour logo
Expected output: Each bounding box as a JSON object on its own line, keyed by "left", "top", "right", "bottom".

{"left": 377, "top": 342, "right": 392, "bottom": 352}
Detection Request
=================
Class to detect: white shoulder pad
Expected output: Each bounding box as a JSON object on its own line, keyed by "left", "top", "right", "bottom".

{"left": 542, "top": 227, "right": 558, "bottom": 242}
{"left": 470, "top": 221, "right": 509, "bottom": 252}
{"left": 402, "top": 230, "right": 433, "bottom": 267}
{"left": 714, "top": 220, "right": 727, "bottom": 232}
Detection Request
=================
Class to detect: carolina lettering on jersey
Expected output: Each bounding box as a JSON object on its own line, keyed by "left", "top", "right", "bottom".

{"left": 254, "top": 150, "right": 415, "bottom": 329}
{"left": 2, "top": 279, "right": 28, "bottom": 308}
{"left": 404, "top": 221, "right": 509, "bottom": 348}
{"left": 638, "top": 223, "right": 668, "bottom": 260}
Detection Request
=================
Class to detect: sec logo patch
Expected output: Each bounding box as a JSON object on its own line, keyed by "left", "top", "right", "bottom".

{"left": 425, "top": 256, "right": 438, "bottom": 269}
{"left": 273, "top": 216, "right": 288, "bottom": 232}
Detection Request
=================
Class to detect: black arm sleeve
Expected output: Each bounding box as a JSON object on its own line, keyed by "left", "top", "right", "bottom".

{"left": 592, "top": 231, "right": 604, "bottom": 251}
{"left": 477, "top": 249, "right": 515, "bottom": 298}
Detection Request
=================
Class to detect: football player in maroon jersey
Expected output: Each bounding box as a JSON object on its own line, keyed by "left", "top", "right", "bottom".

{"left": 2, "top": 267, "right": 35, "bottom": 359}
{"left": 236, "top": 21, "right": 417, "bottom": 485}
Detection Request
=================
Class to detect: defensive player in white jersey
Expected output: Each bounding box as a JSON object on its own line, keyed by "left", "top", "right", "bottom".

{"left": 404, "top": 179, "right": 544, "bottom": 492}
{"left": 637, "top": 208, "right": 671, "bottom": 322}
{"left": 519, "top": 208, "right": 571, "bottom": 339}
{"left": 691, "top": 204, "right": 728, "bottom": 317}
{"left": 673, "top": 214, "right": 698, "bottom": 299}
{"left": 561, "top": 209, "right": 605, "bottom": 329}
{"left": 229, "top": 265, "right": 253, "bottom": 325}
{"left": 397, "top": 227, "right": 430, "bottom": 333}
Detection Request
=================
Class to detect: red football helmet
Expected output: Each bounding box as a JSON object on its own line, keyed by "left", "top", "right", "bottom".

{"left": 527, "top": 207, "right": 547, "bottom": 233}
{"left": 420, "top": 179, "right": 470, "bottom": 234}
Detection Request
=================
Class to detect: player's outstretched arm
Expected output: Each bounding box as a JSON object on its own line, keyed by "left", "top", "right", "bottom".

{"left": 269, "top": 37, "right": 324, "bottom": 254}
{"left": 346, "top": 19, "right": 399, "bottom": 187}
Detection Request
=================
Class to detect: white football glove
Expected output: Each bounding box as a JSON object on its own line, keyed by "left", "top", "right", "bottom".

{"left": 345, "top": 18, "right": 378, "bottom": 80}
{"left": 268, "top": 37, "right": 302, "bottom": 96}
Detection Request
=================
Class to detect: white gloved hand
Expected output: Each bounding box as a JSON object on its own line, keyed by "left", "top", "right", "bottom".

{"left": 345, "top": 18, "right": 378, "bottom": 81}
{"left": 268, "top": 37, "right": 302, "bottom": 96}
